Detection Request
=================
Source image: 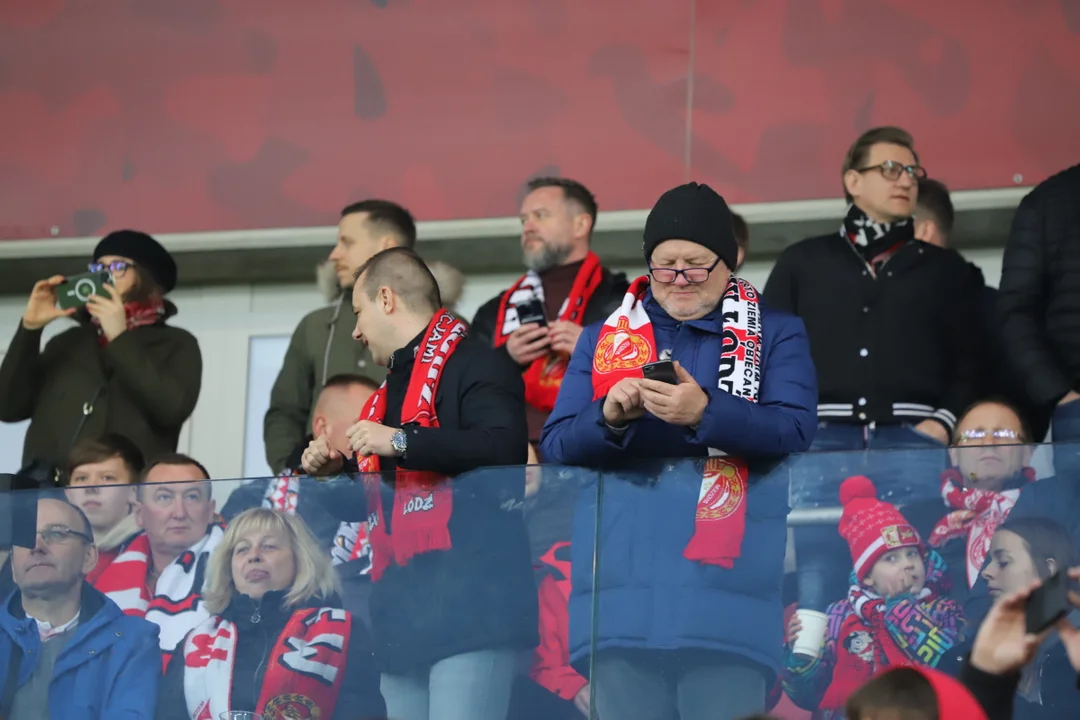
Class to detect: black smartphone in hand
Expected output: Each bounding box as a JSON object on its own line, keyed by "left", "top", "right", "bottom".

{"left": 1025, "top": 570, "right": 1070, "bottom": 634}
{"left": 514, "top": 299, "right": 547, "bottom": 327}
{"left": 642, "top": 360, "right": 678, "bottom": 385}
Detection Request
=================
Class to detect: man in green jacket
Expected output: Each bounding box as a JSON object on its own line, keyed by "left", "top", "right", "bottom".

{"left": 262, "top": 200, "right": 416, "bottom": 474}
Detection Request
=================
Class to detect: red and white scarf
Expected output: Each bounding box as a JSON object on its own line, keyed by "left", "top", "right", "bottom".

{"left": 94, "top": 525, "right": 224, "bottom": 655}
{"left": 183, "top": 607, "right": 352, "bottom": 720}
{"left": 359, "top": 310, "right": 467, "bottom": 581}
{"left": 929, "top": 467, "right": 1034, "bottom": 588}
{"left": 92, "top": 297, "right": 166, "bottom": 346}
{"left": 263, "top": 469, "right": 299, "bottom": 515}
{"left": 591, "top": 275, "right": 762, "bottom": 568}
{"left": 264, "top": 468, "right": 372, "bottom": 572}
{"left": 494, "top": 252, "right": 604, "bottom": 413}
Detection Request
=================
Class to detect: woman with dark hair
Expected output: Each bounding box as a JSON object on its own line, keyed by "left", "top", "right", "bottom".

{"left": 0, "top": 230, "right": 202, "bottom": 468}
{"left": 978, "top": 516, "right": 1080, "bottom": 718}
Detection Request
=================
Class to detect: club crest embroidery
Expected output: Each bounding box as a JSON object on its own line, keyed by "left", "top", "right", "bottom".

{"left": 881, "top": 524, "right": 918, "bottom": 548}
{"left": 264, "top": 693, "right": 320, "bottom": 720}
{"left": 697, "top": 458, "right": 746, "bottom": 521}
{"left": 593, "top": 317, "right": 651, "bottom": 374}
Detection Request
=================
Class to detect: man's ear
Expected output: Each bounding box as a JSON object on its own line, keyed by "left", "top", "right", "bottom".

{"left": 843, "top": 169, "right": 862, "bottom": 201}
{"left": 82, "top": 543, "right": 100, "bottom": 577}
{"left": 378, "top": 286, "right": 395, "bottom": 314}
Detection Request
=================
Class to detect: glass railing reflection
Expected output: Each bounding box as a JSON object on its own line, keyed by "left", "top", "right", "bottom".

{"left": 3, "top": 443, "right": 1080, "bottom": 718}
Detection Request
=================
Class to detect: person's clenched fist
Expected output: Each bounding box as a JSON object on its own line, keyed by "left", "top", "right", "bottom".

{"left": 302, "top": 434, "right": 343, "bottom": 476}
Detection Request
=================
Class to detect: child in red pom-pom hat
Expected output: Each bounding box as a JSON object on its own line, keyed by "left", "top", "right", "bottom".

{"left": 782, "top": 476, "right": 967, "bottom": 719}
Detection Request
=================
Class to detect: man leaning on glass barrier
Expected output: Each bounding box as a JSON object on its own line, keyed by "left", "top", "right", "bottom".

{"left": 302, "top": 247, "right": 537, "bottom": 720}
{"left": 0, "top": 497, "right": 160, "bottom": 719}
{"left": 541, "top": 182, "right": 818, "bottom": 720}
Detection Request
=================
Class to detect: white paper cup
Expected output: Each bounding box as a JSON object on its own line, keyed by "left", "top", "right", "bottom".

{"left": 792, "top": 609, "right": 828, "bottom": 659}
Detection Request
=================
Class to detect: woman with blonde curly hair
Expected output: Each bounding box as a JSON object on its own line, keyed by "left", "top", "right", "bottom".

{"left": 155, "top": 507, "right": 384, "bottom": 720}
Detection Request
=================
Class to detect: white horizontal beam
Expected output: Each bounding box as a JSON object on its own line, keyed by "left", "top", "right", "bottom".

{"left": 0, "top": 187, "right": 1031, "bottom": 260}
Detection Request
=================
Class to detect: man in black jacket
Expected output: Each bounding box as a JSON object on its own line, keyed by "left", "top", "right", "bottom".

{"left": 998, "top": 163, "right": 1080, "bottom": 475}
{"left": 471, "top": 177, "right": 628, "bottom": 445}
{"left": 764, "top": 126, "right": 981, "bottom": 615}
{"left": 302, "top": 247, "right": 537, "bottom": 720}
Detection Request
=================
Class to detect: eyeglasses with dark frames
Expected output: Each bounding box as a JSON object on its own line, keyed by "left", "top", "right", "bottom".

{"left": 88, "top": 260, "right": 133, "bottom": 275}
{"left": 856, "top": 160, "right": 927, "bottom": 182}
{"left": 649, "top": 257, "right": 722, "bottom": 284}
{"left": 37, "top": 525, "right": 93, "bottom": 546}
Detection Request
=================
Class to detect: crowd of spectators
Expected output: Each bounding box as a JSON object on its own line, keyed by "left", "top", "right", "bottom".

{"left": 0, "top": 127, "right": 1078, "bottom": 720}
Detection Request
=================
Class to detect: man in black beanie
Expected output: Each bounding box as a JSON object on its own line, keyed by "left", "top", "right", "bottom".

{"left": 0, "top": 229, "right": 201, "bottom": 469}
{"left": 541, "top": 182, "right": 818, "bottom": 720}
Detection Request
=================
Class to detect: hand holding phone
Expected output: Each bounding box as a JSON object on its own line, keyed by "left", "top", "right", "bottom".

{"left": 56, "top": 271, "right": 112, "bottom": 311}
{"left": 642, "top": 360, "right": 678, "bottom": 385}
{"left": 514, "top": 298, "right": 547, "bottom": 327}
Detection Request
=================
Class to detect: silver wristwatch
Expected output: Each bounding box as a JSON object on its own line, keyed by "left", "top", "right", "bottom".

{"left": 391, "top": 430, "right": 408, "bottom": 457}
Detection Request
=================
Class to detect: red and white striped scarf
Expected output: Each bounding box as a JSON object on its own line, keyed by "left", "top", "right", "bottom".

{"left": 183, "top": 607, "right": 352, "bottom": 720}
{"left": 94, "top": 525, "right": 223, "bottom": 656}
{"left": 929, "top": 467, "right": 1033, "bottom": 588}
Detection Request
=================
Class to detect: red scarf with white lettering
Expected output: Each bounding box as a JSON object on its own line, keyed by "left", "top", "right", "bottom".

{"left": 494, "top": 252, "right": 604, "bottom": 413}
{"left": 359, "top": 310, "right": 466, "bottom": 581}
{"left": 591, "top": 276, "right": 762, "bottom": 568}
{"left": 929, "top": 466, "right": 1034, "bottom": 588}
{"left": 182, "top": 607, "right": 351, "bottom": 720}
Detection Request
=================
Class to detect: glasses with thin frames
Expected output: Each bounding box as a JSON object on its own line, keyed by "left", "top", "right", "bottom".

{"left": 37, "top": 525, "right": 93, "bottom": 546}
{"left": 856, "top": 160, "right": 927, "bottom": 182}
{"left": 649, "top": 257, "right": 722, "bottom": 284}
{"left": 955, "top": 428, "right": 1022, "bottom": 446}
{"left": 88, "top": 260, "right": 133, "bottom": 275}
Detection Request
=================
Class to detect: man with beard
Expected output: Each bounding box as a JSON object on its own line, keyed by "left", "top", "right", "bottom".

{"left": 472, "top": 178, "right": 628, "bottom": 445}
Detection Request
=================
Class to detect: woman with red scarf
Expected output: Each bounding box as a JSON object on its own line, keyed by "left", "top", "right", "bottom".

{"left": 0, "top": 230, "right": 202, "bottom": 470}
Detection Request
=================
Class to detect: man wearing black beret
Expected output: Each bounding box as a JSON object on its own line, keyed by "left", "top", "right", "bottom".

{"left": 0, "top": 229, "right": 202, "bottom": 471}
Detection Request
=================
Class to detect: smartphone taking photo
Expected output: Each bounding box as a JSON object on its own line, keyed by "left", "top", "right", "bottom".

{"left": 56, "top": 271, "right": 112, "bottom": 310}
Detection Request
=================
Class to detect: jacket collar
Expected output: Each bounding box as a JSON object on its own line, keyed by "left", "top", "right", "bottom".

{"left": 643, "top": 289, "right": 726, "bottom": 335}
{"left": 387, "top": 327, "right": 425, "bottom": 374}
{"left": 1, "top": 582, "right": 120, "bottom": 656}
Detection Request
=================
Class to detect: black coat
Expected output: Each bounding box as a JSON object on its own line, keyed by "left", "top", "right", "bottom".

{"left": 156, "top": 590, "right": 384, "bottom": 720}
{"left": 999, "top": 163, "right": 1080, "bottom": 409}
{"left": 765, "top": 235, "right": 981, "bottom": 431}
{"left": 365, "top": 330, "right": 537, "bottom": 674}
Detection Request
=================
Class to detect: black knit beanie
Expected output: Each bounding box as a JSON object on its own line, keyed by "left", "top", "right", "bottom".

{"left": 643, "top": 182, "right": 738, "bottom": 271}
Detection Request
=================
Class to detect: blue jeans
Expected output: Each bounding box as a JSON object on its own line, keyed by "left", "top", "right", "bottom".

{"left": 381, "top": 650, "right": 516, "bottom": 720}
{"left": 1053, "top": 400, "right": 1080, "bottom": 480}
{"left": 592, "top": 649, "right": 766, "bottom": 720}
{"left": 789, "top": 422, "right": 947, "bottom": 610}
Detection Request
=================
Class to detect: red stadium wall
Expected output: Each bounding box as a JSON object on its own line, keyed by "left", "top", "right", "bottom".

{"left": 1, "top": 0, "right": 1078, "bottom": 239}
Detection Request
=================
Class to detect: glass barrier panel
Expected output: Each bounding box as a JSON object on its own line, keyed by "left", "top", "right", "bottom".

{"left": 585, "top": 442, "right": 1080, "bottom": 720}
{"left": 0, "top": 465, "right": 596, "bottom": 720}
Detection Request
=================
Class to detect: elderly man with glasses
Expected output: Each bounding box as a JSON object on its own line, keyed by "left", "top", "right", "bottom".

{"left": 0, "top": 497, "right": 161, "bottom": 719}
{"left": 541, "top": 182, "right": 818, "bottom": 720}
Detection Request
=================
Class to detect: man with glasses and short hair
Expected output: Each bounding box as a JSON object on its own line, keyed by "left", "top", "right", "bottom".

{"left": 764, "top": 126, "right": 982, "bottom": 619}
{"left": 93, "top": 453, "right": 221, "bottom": 664}
{"left": 0, "top": 497, "right": 160, "bottom": 719}
{"left": 541, "top": 182, "right": 817, "bottom": 720}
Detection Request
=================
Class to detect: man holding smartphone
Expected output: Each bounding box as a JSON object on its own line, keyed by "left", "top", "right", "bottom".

{"left": 472, "top": 178, "right": 629, "bottom": 445}
{"left": 541, "top": 182, "right": 818, "bottom": 720}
